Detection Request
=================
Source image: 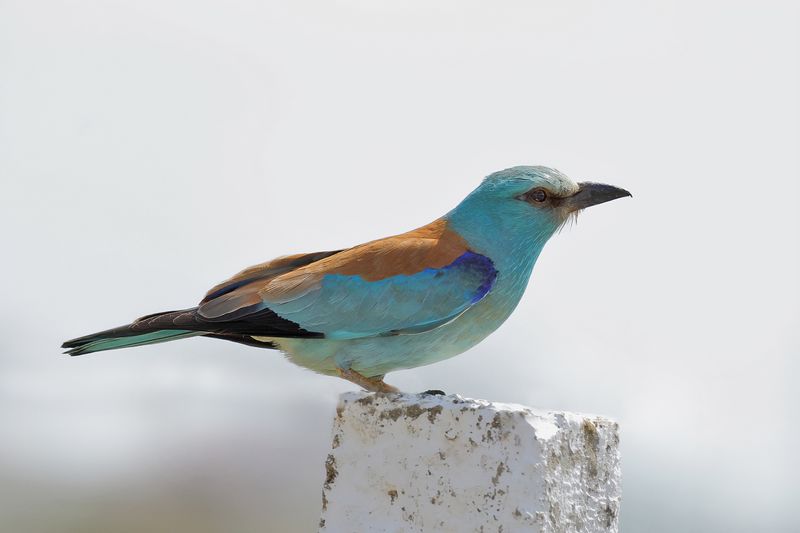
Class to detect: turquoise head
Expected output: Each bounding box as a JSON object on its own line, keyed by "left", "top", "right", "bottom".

{"left": 446, "top": 166, "right": 631, "bottom": 271}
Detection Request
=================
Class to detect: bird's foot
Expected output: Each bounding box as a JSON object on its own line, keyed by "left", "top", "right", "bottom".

{"left": 336, "top": 368, "right": 399, "bottom": 393}
{"left": 421, "top": 389, "right": 446, "bottom": 396}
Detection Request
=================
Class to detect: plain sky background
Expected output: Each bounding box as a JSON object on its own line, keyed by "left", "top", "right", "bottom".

{"left": 1, "top": 1, "right": 798, "bottom": 531}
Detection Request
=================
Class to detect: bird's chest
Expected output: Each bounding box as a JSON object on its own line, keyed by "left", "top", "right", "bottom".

{"left": 440, "top": 268, "right": 531, "bottom": 345}
{"left": 370, "top": 265, "right": 533, "bottom": 368}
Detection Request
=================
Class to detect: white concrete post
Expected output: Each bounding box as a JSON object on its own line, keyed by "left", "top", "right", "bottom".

{"left": 319, "top": 392, "right": 620, "bottom": 533}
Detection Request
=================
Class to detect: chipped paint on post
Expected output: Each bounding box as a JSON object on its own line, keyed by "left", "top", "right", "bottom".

{"left": 319, "top": 392, "right": 620, "bottom": 533}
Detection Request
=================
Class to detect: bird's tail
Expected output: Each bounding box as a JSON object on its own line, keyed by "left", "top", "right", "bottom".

{"left": 62, "top": 309, "right": 204, "bottom": 356}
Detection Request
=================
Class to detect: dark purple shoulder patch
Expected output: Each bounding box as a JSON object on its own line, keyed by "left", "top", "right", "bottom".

{"left": 446, "top": 251, "right": 498, "bottom": 303}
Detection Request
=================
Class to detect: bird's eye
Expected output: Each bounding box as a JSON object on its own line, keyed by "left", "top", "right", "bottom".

{"left": 528, "top": 189, "right": 547, "bottom": 203}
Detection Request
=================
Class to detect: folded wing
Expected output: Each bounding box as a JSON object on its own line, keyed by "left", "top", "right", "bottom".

{"left": 198, "top": 220, "right": 497, "bottom": 339}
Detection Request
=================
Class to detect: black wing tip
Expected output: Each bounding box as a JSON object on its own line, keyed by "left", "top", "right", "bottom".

{"left": 62, "top": 342, "right": 82, "bottom": 355}
{"left": 61, "top": 345, "right": 86, "bottom": 356}
{"left": 61, "top": 338, "right": 79, "bottom": 349}
{"left": 61, "top": 336, "right": 93, "bottom": 355}
{"left": 61, "top": 335, "right": 100, "bottom": 355}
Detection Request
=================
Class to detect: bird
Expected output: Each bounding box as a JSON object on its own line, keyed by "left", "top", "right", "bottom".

{"left": 62, "top": 166, "right": 630, "bottom": 392}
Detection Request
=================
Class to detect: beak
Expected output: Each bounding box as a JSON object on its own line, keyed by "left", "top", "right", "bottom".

{"left": 562, "top": 182, "right": 632, "bottom": 212}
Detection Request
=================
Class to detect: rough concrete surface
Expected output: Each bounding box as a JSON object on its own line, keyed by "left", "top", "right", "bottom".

{"left": 319, "top": 392, "right": 620, "bottom": 533}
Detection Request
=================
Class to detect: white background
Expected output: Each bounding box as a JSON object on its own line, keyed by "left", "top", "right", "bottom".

{"left": 1, "top": 1, "right": 798, "bottom": 531}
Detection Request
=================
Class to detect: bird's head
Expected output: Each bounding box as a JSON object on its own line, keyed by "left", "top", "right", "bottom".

{"left": 447, "top": 166, "right": 631, "bottom": 261}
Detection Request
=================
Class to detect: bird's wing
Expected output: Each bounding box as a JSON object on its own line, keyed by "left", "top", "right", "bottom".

{"left": 197, "top": 220, "right": 497, "bottom": 339}
{"left": 201, "top": 250, "right": 344, "bottom": 304}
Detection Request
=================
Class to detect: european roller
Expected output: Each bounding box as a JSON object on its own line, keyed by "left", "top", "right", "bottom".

{"left": 63, "top": 166, "right": 630, "bottom": 392}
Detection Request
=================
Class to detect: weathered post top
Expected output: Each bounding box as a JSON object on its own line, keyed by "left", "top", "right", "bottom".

{"left": 319, "top": 392, "right": 621, "bottom": 533}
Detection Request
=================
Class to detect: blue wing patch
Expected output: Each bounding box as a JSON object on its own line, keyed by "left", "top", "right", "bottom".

{"left": 265, "top": 251, "right": 497, "bottom": 339}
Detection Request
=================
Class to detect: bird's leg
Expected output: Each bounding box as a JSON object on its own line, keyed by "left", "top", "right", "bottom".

{"left": 336, "top": 368, "right": 399, "bottom": 393}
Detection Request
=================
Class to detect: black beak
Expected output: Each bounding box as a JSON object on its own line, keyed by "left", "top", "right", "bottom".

{"left": 562, "top": 182, "right": 632, "bottom": 212}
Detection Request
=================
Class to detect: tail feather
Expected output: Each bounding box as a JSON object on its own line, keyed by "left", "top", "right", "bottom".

{"left": 63, "top": 329, "right": 200, "bottom": 356}
{"left": 62, "top": 304, "right": 314, "bottom": 356}
{"left": 62, "top": 308, "right": 204, "bottom": 356}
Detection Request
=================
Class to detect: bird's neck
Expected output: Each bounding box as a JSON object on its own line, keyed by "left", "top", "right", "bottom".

{"left": 446, "top": 206, "right": 554, "bottom": 329}
{"left": 445, "top": 199, "right": 555, "bottom": 279}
